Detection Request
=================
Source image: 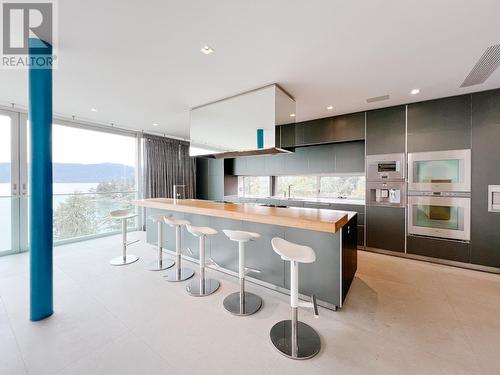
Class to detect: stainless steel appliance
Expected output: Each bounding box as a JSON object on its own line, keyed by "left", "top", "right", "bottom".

{"left": 367, "top": 181, "right": 406, "bottom": 208}
{"left": 407, "top": 149, "right": 471, "bottom": 241}
{"left": 367, "top": 153, "right": 405, "bottom": 181}
{"left": 408, "top": 149, "right": 471, "bottom": 192}
{"left": 408, "top": 194, "right": 470, "bottom": 241}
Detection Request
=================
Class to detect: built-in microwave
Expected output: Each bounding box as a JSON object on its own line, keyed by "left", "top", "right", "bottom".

{"left": 366, "top": 181, "right": 406, "bottom": 208}
{"left": 408, "top": 149, "right": 471, "bottom": 192}
{"left": 367, "top": 153, "right": 405, "bottom": 181}
{"left": 407, "top": 194, "right": 470, "bottom": 241}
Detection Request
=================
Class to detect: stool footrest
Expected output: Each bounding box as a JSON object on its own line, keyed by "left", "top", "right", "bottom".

{"left": 244, "top": 266, "right": 261, "bottom": 275}
{"left": 126, "top": 239, "right": 140, "bottom": 247}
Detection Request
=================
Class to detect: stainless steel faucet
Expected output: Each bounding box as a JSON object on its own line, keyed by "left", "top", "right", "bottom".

{"left": 173, "top": 184, "right": 185, "bottom": 202}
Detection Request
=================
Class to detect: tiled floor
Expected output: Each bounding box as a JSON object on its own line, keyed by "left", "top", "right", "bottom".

{"left": 1, "top": 233, "right": 499, "bottom": 375}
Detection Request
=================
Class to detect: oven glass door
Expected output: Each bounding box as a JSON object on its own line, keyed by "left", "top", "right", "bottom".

{"left": 408, "top": 149, "right": 470, "bottom": 192}
{"left": 408, "top": 196, "right": 470, "bottom": 241}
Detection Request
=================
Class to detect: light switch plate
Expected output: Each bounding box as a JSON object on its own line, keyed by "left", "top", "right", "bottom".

{"left": 488, "top": 185, "right": 500, "bottom": 212}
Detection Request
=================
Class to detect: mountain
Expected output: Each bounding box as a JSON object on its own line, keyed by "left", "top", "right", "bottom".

{"left": 0, "top": 162, "right": 134, "bottom": 183}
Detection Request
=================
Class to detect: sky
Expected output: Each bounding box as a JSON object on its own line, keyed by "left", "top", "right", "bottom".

{"left": 0, "top": 115, "right": 136, "bottom": 166}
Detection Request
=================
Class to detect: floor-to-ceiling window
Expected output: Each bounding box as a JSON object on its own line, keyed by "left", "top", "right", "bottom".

{"left": 1, "top": 109, "right": 141, "bottom": 255}
{"left": 50, "top": 123, "right": 139, "bottom": 243}
{"left": 0, "top": 111, "right": 17, "bottom": 255}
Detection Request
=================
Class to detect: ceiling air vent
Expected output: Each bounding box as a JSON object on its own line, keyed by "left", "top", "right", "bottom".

{"left": 366, "top": 95, "right": 390, "bottom": 103}
{"left": 461, "top": 44, "right": 500, "bottom": 87}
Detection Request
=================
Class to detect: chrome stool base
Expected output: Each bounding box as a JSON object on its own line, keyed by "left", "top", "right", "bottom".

{"left": 110, "top": 255, "right": 139, "bottom": 266}
{"left": 144, "top": 259, "right": 175, "bottom": 271}
{"left": 164, "top": 267, "right": 195, "bottom": 282}
{"left": 186, "top": 277, "right": 220, "bottom": 297}
{"left": 270, "top": 320, "right": 321, "bottom": 360}
{"left": 223, "top": 291, "right": 262, "bottom": 316}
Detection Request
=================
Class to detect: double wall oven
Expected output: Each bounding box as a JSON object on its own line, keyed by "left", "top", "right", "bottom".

{"left": 407, "top": 149, "right": 471, "bottom": 241}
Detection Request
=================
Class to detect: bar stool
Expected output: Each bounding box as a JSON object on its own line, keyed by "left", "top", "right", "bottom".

{"left": 185, "top": 224, "right": 220, "bottom": 297}
{"left": 222, "top": 230, "right": 262, "bottom": 316}
{"left": 145, "top": 214, "right": 175, "bottom": 271}
{"left": 163, "top": 217, "right": 195, "bottom": 282}
{"left": 109, "top": 210, "right": 139, "bottom": 266}
{"left": 269, "top": 237, "right": 320, "bottom": 360}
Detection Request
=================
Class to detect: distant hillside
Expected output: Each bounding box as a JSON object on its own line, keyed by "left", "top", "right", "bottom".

{"left": 0, "top": 162, "right": 134, "bottom": 183}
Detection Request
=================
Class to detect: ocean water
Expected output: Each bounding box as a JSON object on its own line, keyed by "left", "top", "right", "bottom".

{"left": 0, "top": 182, "right": 100, "bottom": 253}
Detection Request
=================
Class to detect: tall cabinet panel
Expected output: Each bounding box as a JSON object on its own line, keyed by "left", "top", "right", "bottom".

{"left": 365, "top": 106, "right": 406, "bottom": 252}
{"left": 406, "top": 95, "right": 472, "bottom": 262}
{"left": 366, "top": 106, "right": 405, "bottom": 155}
{"left": 471, "top": 89, "right": 500, "bottom": 268}
{"left": 407, "top": 95, "right": 471, "bottom": 152}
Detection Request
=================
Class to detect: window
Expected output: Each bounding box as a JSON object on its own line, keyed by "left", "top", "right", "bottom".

{"left": 319, "top": 175, "right": 365, "bottom": 199}
{"left": 275, "top": 175, "right": 318, "bottom": 198}
{"left": 0, "top": 113, "right": 12, "bottom": 253}
{"left": 274, "top": 174, "right": 365, "bottom": 200}
{"left": 238, "top": 176, "right": 270, "bottom": 197}
{"left": 50, "top": 124, "right": 138, "bottom": 242}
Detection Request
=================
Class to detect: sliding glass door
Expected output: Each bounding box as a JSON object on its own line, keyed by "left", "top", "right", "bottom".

{"left": 0, "top": 110, "right": 20, "bottom": 255}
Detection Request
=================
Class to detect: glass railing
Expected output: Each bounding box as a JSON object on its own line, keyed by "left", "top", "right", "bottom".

{"left": 52, "top": 191, "right": 138, "bottom": 243}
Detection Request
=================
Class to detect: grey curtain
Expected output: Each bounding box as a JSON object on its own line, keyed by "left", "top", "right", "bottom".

{"left": 143, "top": 134, "right": 196, "bottom": 199}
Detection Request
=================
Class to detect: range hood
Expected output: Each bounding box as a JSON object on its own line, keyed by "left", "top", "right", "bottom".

{"left": 189, "top": 84, "right": 296, "bottom": 158}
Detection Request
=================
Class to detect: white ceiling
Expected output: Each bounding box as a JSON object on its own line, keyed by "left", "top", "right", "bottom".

{"left": 1, "top": 0, "right": 500, "bottom": 138}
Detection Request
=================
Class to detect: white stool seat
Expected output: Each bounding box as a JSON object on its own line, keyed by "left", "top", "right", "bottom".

{"left": 186, "top": 225, "right": 218, "bottom": 237}
{"left": 270, "top": 237, "right": 320, "bottom": 359}
{"left": 110, "top": 210, "right": 138, "bottom": 220}
{"left": 271, "top": 238, "right": 316, "bottom": 264}
{"left": 164, "top": 217, "right": 191, "bottom": 227}
{"left": 109, "top": 210, "right": 139, "bottom": 266}
{"left": 163, "top": 216, "right": 194, "bottom": 282}
{"left": 223, "top": 230, "right": 260, "bottom": 242}
{"left": 149, "top": 214, "right": 168, "bottom": 223}
{"left": 185, "top": 224, "right": 220, "bottom": 296}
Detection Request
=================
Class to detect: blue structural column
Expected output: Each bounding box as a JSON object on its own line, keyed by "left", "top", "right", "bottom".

{"left": 29, "top": 38, "right": 53, "bottom": 321}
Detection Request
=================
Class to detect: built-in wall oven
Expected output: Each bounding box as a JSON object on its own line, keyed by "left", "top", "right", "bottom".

{"left": 408, "top": 149, "right": 471, "bottom": 192}
{"left": 366, "top": 153, "right": 406, "bottom": 207}
{"left": 407, "top": 149, "right": 471, "bottom": 241}
{"left": 408, "top": 194, "right": 470, "bottom": 241}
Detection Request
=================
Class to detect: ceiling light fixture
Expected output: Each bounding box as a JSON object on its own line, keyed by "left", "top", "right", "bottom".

{"left": 90, "top": 108, "right": 97, "bottom": 112}
{"left": 152, "top": 123, "right": 159, "bottom": 126}
{"left": 410, "top": 88, "right": 420, "bottom": 95}
{"left": 201, "top": 45, "right": 214, "bottom": 55}
{"left": 327, "top": 105, "right": 333, "bottom": 110}
{"left": 289, "top": 113, "right": 296, "bottom": 117}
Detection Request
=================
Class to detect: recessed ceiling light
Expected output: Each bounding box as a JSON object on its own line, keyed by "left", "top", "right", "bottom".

{"left": 90, "top": 108, "right": 97, "bottom": 112}
{"left": 289, "top": 113, "right": 296, "bottom": 117}
{"left": 411, "top": 88, "right": 420, "bottom": 95}
{"left": 152, "top": 123, "right": 159, "bottom": 127}
{"left": 327, "top": 105, "right": 333, "bottom": 110}
{"left": 201, "top": 46, "right": 214, "bottom": 55}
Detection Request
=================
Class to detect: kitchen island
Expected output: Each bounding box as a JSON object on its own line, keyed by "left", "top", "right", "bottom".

{"left": 132, "top": 198, "right": 358, "bottom": 310}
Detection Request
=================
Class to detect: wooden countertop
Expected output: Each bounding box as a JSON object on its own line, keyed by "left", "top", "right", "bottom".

{"left": 132, "top": 198, "right": 353, "bottom": 234}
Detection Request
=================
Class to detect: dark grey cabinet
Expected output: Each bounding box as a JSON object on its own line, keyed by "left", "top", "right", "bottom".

{"left": 407, "top": 236, "right": 470, "bottom": 263}
{"left": 231, "top": 142, "right": 364, "bottom": 176}
{"left": 299, "top": 112, "right": 365, "bottom": 146}
{"left": 277, "top": 112, "right": 365, "bottom": 148}
{"left": 196, "top": 158, "right": 224, "bottom": 201}
{"left": 470, "top": 89, "right": 500, "bottom": 268}
{"left": 366, "top": 106, "right": 405, "bottom": 155}
{"left": 407, "top": 95, "right": 471, "bottom": 152}
{"left": 366, "top": 206, "right": 405, "bottom": 252}
{"left": 335, "top": 141, "right": 365, "bottom": 173}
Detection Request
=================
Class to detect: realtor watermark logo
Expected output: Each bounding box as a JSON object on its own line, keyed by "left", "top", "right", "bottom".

{"left": 1, "top": 0, "right": 58, "bottom": 69}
